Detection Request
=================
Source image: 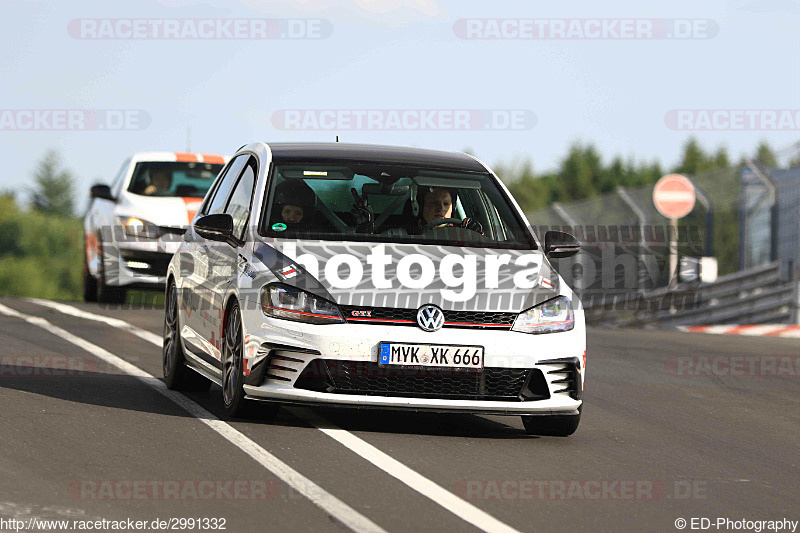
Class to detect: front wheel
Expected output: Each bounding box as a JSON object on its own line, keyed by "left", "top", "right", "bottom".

{"left": 521, "top": 406, "right": 582, "bottom": 437}
{"left": 82, "top": 248, "right": 98, "bottom": 302}
{"left": 221, "top": 302, "right": 248, "bottom": 417}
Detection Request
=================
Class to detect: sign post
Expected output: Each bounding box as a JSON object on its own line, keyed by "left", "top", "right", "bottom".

{"left": 653, "top": 174, "right": 696, "bottom": 286}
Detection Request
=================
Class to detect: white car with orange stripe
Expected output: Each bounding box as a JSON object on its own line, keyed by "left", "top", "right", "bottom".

{"left": 83, "top": 152, "right": 229, "bottom": 303}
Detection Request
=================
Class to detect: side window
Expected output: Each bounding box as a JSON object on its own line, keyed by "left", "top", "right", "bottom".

{"left": 110, "top": 158, "right": 131, "bottom": 197}
{"left": 224, "top": 159, "right": 257, "bottom": 241}
{"left": 206, "top": 155, "right": 249, "bottom": 216}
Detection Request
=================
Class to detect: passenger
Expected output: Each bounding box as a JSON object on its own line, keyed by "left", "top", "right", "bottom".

{"left": 271, "top": 180, "right": 316, "bottom": 232}
{"left": 280, "top": 203, "right": 305, "bottom": 224}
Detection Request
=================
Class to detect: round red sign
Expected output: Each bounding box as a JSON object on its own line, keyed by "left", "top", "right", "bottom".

{"left": 653, "top": 174, "right": 696, "bottom": 219}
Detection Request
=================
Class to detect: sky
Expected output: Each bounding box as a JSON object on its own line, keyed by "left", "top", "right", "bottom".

{"left": 1, "top": 0, "right": 798, "bottom": 212}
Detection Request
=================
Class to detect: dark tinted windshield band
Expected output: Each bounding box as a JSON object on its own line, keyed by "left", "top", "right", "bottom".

{"left": 259, "top": 161, "right": 535, "bottom": 250}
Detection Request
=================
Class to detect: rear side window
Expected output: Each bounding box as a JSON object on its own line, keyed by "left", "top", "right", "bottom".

{"left": 206, "top": 155, "right": 249, "bottom": 215}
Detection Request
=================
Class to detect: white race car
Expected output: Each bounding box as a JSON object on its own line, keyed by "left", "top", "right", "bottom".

{"left": 164, "top": 142, "right": 586, "bottom": 435}
{"left": 83, "top": 152, "right": 229, "bottom": 303}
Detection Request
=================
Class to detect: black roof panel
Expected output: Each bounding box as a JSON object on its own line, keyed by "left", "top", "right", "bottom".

{"left": 265, "top": 143, "right": 488, "bottom": 173}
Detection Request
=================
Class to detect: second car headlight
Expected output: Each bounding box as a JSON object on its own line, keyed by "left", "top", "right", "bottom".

{"left": 260, "top": 283, "right": 344, "bottom": 325}
{"left": 118, "top": 216, "right": 160, "bottom": 239}
{"left": 512, "top": 296, "right": 575, "bottom": 334}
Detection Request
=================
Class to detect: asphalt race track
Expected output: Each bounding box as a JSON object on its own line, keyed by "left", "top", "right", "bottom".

{"left": 0, "top": 297, "right": 797, "bottom": 532}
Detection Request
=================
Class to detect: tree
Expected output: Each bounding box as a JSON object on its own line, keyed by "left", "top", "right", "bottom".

{"left": 30, "top": 150, "right": 75, "bottom": 217}
{"left": 558, "top": 143, "right": 599, "bottom": 200}
{"left": 754, "top": 141, "right": 777, "bottom": 168}
{"left": 674, "top": 137, "right": 711, "bottom": 175}
{"left": 712, "top": 146, "right": 730, "bottom": 169}
{"left": 0, "top": 192, "right": 22, "bottom": 256}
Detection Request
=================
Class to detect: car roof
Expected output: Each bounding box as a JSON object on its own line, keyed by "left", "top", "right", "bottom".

{"left": 129, "top": 152, "right": 229, "bottom": 164}
{"left": 264, "top": 143, "right": 488, "bottom": 173}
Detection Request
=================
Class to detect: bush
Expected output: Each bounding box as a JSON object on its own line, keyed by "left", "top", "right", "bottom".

{"left": 0, "top": 196, "right": 83, "bottom": 300}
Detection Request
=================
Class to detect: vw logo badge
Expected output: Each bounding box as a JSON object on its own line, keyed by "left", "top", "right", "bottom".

{"left": 416, "top": 305, "right": 445, "bottom": 332}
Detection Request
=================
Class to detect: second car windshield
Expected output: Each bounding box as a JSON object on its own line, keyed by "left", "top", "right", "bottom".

{"left": 262, "top": 162, "right": 535, "bottom": 250}
{"left": 127, "top": 161, "right": 224, "bottom": 198}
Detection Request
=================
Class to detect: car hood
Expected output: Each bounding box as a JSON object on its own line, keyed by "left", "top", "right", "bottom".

{"left": 252, "top": 239, "right": 561, "bottom": 313}
{"left": 118, "top": 194, "right": 205, "bottom": 227}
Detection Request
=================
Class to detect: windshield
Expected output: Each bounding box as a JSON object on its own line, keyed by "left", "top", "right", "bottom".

{"left": 261, "top": 162, "right": 535, "bottom": 249}
{"left": 127, "top": 161, "right": 224, "bottom": 198}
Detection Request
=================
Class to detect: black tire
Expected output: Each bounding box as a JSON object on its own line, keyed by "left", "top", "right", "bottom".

{"left": 222, "top": 301, "right": 268, "bottom": 418}
{"left": 96, "top": 242, "right": 127, "bottom": 305}
{"left": 82, "top": 246, "right": 98, "bottom": 303}
{"left": 521, "top": 406, "right": 582, "bottom": 437}
{"left": 163, "top": 281, "right": 212, "bottom": 392}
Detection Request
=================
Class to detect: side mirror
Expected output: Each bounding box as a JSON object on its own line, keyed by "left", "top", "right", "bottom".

{"left": 194, "top": 213, "right": 234, "bottom": 243}
{"left": 90, "top": 184, "right": 115, "bottom": 202}
{"left": 544, "top": 230, "right": 580, "bottom": 258}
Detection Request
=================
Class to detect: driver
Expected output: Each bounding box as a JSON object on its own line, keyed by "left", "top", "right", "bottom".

{"left": 415, "top": 187, "right": 483, "bottom": 235}
{"left": 421, "top": 187, "right": 453, "bottom": 226}
{"left": 143, "top": 167, "right": 172, "bottom": 196}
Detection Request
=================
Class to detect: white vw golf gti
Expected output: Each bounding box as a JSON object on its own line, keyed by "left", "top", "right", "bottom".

{"left": 164, "top": 142, "right": 586, "bottom": 435}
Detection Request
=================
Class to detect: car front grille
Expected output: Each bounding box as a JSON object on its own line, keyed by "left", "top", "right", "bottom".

{"left": 339, "top": 305, "right": 517, "bottom": 330}
{"left": 294, "top": 359, "right": 549, "bottom": 402}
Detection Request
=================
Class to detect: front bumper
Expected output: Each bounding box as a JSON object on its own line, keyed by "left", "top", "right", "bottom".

{"left": 104, "top": 246, "right": 175, "bottom": 288}
{"left": 240, "top": 317, "right": 585, "bottom": 416}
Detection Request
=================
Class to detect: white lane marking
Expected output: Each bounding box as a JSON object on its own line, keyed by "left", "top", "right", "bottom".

{"left": 297, "top": 409, "right": 521, "bottom": 533}
{"left": 27, "top": 298, "right": 162, "bottom": 346}
{"left": 0, "top": 303, "right": 386, "bottom": 533}
{"left": 0, "top": 500, "right": 102, "bottom": 521}
{"left": 25, "top": 299, "right": 523, "bottom": 533}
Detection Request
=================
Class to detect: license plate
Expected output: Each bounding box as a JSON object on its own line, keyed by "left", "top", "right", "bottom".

{"left": 379, "top": 342, "right": 484, "bottom": 370}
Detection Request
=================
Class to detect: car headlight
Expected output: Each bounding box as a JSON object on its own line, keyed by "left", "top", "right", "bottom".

{"left": 118, "top": 216, "right": 160, "bottom": 239}
{"left": 260, "top": 283, "right": 344, "bottom": 325}
{"left": 512, "top": 296, "right": 575, "bottom": 334}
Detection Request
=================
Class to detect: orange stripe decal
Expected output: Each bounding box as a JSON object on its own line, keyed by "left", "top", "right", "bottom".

{"left": 175, "top": 152, "right": 198, "bottom": 162}
{"left": 202, "top": 153, "right": 225, "bottom": 164}
{"left": 182, "top": 197, "right": 203, "bottom": 223}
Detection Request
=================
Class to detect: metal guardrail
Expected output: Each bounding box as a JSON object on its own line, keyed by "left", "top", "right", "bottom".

{"left": 582, "top": 261, "right": 800, "bottom": 327}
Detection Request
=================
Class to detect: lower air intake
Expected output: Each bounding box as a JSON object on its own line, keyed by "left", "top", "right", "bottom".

{"left": 294, "top": 360, "right": 549, "bottom": 402}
